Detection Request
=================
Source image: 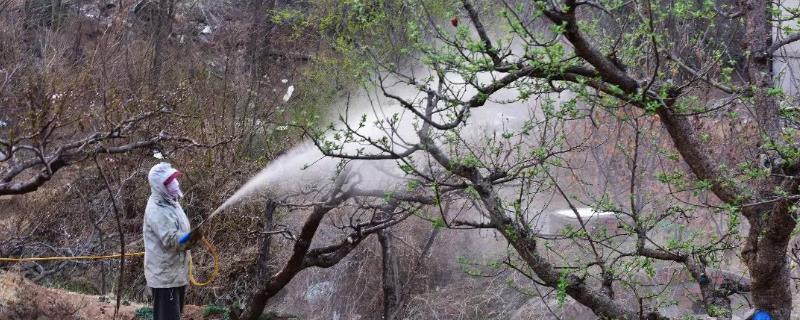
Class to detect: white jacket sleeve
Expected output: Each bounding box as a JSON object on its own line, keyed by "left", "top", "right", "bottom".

{"left": 146, "top": 208, "right": 183, "bottom": 251}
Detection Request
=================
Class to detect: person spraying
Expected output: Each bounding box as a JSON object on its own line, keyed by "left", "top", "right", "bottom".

{"left": 143, "top": 162, "right": 202, "bottom": 320}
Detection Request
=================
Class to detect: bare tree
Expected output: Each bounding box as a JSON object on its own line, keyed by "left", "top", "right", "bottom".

{"left": 232, "top": 168, "right": 434, "bottom": 320}
{"left": 0, "top": 105, "right": 206, "bottom": 196}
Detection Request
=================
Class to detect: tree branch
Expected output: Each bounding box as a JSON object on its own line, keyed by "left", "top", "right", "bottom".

{"left": 770, "top": 32, "right": 800, "bottom": 54}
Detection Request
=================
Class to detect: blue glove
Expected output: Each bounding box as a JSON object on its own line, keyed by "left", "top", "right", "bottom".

{"left": 698, "top": 273, "right": 710, "bottom": 285}
{"left": 753, "top": 310, "right": 772, "bottom": 320}
{"left": 179, "top": 233, "right": 191, "bottom": 245}
{"left": 178, "top": 230, "right": 202, "bottom": 250}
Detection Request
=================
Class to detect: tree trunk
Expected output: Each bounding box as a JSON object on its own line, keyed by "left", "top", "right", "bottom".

{"left": 743, "top": 0, "right": 780, "bottom": 141}
{"left": 739, "top": 1, "right": 795, "bottom": 318}
{"left": 150, "top": 0, "right": 175, "bottom": 91}
{"left": 743, "top": 203, "right": 796, "bottom": 319}
{"left": 242, "top": 0, "right": 276, "bottom": 153}
{"left": 377, "top": 227, "right": 398, "bottom": 320}
{"left": 391, "top": 227, "right": 439, "bottom": 319}
{"left": 256, "top": 200, "right": 277, "bottom": 284}
{"left": 246, "top": 0, "right": 276, "bottom": 82}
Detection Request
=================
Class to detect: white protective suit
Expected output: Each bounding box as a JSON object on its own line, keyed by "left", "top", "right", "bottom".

{"left": 143, "top": 162, "right": 191, "bottom": 288}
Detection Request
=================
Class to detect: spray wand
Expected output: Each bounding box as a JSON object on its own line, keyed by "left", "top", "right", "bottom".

{"left": 179, "top": 207, "right": 225, "bottom": 245}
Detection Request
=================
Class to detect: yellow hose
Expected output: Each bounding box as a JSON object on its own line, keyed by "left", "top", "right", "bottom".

{"left": 0, "top": 236, "right": 219, "bottom": 287}
{"left": 188, "top": 236, "right": 219, "bottom": 287}
{"left": 0, "top": 252, "right": 144, "bottom": 262}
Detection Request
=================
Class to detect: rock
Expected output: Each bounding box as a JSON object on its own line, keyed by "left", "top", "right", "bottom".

{"left": 304, "top": 281, "right": 334, "bottom": 303}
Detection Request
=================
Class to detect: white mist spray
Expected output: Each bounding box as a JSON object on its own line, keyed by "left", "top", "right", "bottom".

{"left": 202, "top": 71, "right": 562, "bottom": 227}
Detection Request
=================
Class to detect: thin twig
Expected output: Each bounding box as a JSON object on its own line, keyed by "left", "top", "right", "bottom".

{"left": 94, "top": 156, "right": 125, "bottom": 320}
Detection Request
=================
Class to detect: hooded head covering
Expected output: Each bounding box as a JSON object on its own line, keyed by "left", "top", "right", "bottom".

{"left": 148, "top": 162, "right": 184, "bottom": 201}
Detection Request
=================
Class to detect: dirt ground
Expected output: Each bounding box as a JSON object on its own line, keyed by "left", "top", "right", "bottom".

{"left": 0, "top": 272, "right": 205, "bottom": 319}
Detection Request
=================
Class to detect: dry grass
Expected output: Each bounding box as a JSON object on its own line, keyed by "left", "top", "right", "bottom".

{"left": 0, "top": 272, "right": 205, "bottom": 320}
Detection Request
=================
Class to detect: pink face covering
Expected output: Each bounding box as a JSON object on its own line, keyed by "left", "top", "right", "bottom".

{"left": 164, "top": 171, "right": 184, "bottom": 200}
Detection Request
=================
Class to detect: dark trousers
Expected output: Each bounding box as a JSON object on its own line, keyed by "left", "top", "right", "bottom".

{"left": 151, "top": 286, "right": 186, "bottom": 320}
